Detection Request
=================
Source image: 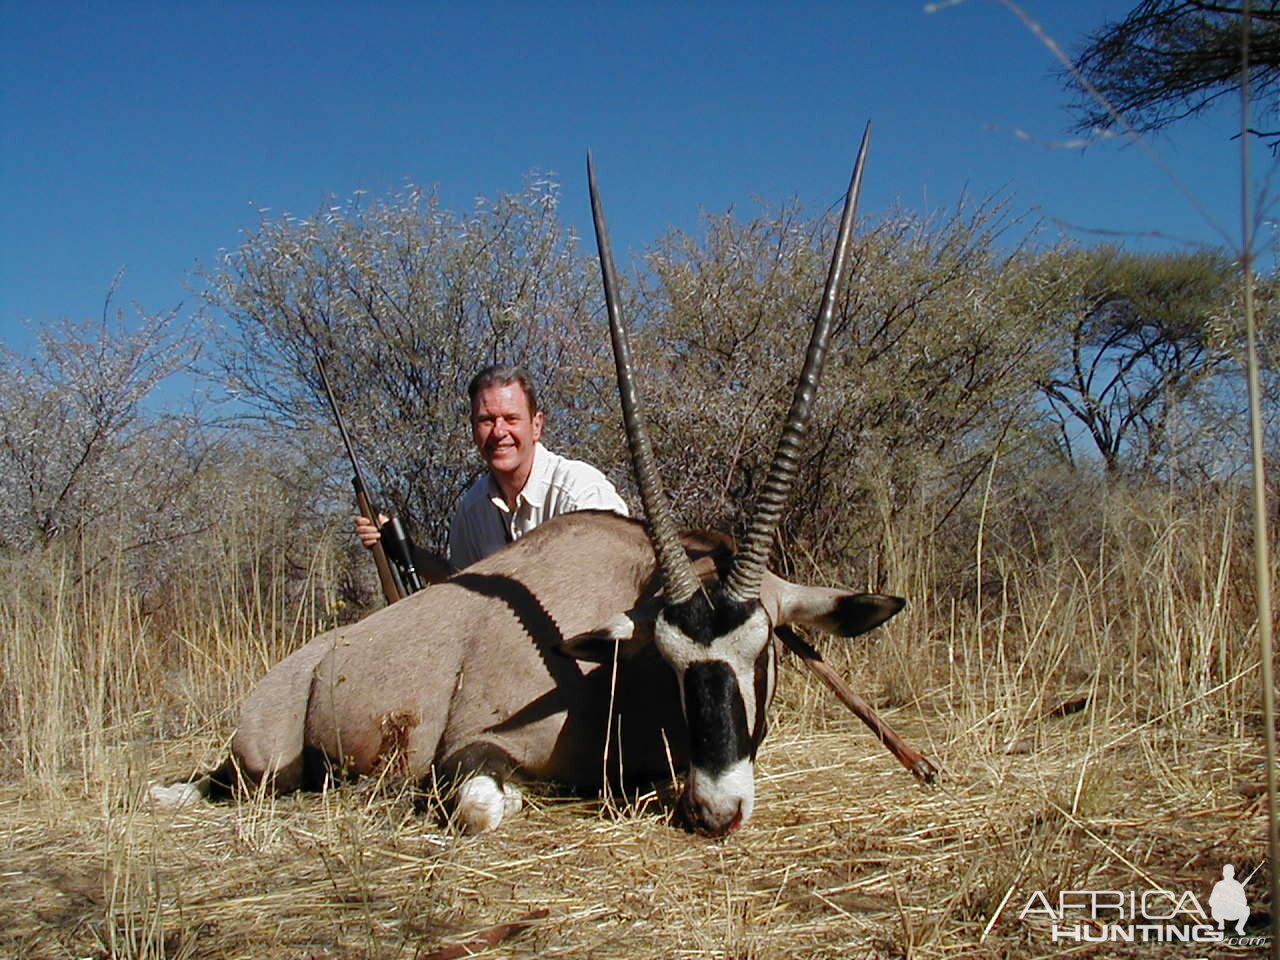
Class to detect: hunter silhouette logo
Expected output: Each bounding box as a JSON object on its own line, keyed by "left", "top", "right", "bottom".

{"left": 1208, "top": 863, "right": 1253, "bottom": 936}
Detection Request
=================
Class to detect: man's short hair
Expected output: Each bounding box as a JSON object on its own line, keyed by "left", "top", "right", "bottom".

{"left": 468, "top": 364, "right": 540, "bottom": 416}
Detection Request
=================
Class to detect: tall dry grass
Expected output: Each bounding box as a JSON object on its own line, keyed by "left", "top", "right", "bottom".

{"left": 6, "top": 466, "right": 1253, "bottom": 799}
{"left": 0, "top": 505, "right": 338, "bottom": 796}
{"left": 1, "top": 475, "right": 1273, "bottom": 958}
{"left": 777, "top": 471, "right": 1266, "bottom": 739}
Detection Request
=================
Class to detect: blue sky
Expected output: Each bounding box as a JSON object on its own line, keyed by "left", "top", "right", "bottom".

{"left": 0, "top": 0, "right": 1264, "bottom": 360}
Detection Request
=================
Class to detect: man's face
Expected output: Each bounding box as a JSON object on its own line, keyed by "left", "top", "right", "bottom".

{"left": 470, "top": 381, "right": 544, "bottom": 485}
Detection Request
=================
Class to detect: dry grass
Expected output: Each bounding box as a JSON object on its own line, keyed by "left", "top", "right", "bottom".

{"left": 0, "top": 665, "right": 1272, "bottom": 959}
{"left": 1, "top": 487, "right": 1275, "bottom": 958}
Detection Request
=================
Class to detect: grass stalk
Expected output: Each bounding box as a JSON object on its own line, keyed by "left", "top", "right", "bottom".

{"left": 1238, "top": 5, "right": 1280, "bottom": 953}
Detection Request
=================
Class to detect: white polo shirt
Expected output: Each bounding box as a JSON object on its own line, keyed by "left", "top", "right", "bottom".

{"left": 447, "top": 443, "right": 629, "bottom": 570}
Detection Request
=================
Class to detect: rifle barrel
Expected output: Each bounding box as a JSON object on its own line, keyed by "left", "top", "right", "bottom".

{"left": 313, "top": 348, "right": 404, "bottom": 604}
{"left": 314, "top": 350, "right": 372, "bottom": 495}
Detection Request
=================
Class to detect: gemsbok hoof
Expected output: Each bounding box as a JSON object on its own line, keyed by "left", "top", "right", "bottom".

{"left": 147, "top": 780, "right": 204, "bottom": 810}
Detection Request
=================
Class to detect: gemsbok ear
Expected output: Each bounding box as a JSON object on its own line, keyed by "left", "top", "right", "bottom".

{"left": 558, "top": 610, "right": 656, "bottom": 663}
{"left": 778, "top": 584, "right": 905, "bottom": 639}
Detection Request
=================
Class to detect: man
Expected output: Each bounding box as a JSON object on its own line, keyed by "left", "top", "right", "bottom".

{"left": 356, "top": 364, "right": 628, "bottom": 572}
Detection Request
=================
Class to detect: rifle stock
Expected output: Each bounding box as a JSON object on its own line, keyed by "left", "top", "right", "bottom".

{"left": 354, "top": 487, "right": 405, "bottom": 605}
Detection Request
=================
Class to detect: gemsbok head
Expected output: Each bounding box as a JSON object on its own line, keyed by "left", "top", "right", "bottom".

{"left": 581, "top": 124, "right": 903, "bottom": 834}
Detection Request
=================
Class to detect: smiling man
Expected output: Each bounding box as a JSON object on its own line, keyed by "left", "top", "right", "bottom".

{"left": 447, "top": 364, "right": 629, "bottom": 569}
{"left": 356, "top": 364, "right": 628, "bottom": 573}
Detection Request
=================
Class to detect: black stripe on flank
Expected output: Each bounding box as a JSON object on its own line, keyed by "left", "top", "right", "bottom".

{"left": 683, "top": 660, "right": 751, "bottom": 775}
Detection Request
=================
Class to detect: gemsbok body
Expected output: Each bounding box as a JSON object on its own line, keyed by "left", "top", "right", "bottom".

{"left": 156, "top": 125, "right": 913, "bottom": 836}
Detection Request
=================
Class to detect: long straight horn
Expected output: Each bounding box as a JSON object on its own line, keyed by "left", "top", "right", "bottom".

{"left": 588, "top": 152, "right": 701, "bottom": 604}
{"left": 723, "top": 122, "right": 871, "bottom": 604}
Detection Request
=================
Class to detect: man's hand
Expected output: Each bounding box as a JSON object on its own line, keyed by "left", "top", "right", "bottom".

{"left": 354, "top": 514, "right": 451, "bottom": 585}
{"left": 354, "top": 513, "right": 389, "bottom": 549}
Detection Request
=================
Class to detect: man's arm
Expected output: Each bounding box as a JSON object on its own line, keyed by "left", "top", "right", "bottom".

{"left": 447, "top": 508, "right": 485, "bottom": 571}
{"left": 567, "top": 482, "right": 629, "bottom": 517}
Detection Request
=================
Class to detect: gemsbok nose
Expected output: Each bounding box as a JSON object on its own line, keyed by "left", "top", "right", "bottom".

{"left": 679, "top": 761, "right": 754, "bottom": 835}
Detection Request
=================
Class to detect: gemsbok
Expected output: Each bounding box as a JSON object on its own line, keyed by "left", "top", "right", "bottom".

{"left": 153, "top": 124, "right": 927, "bottom": 836}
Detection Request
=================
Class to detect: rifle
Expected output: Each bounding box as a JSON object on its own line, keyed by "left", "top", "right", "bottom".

{"left": 314, "top": 349, "right": 423, "bottom": 604}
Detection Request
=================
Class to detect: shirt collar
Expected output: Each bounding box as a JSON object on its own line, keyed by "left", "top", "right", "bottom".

{"left": 485, "top": 442, "right": 549, "bottom": 514}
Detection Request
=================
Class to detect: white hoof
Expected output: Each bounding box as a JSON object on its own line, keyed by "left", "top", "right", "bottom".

{"left": 455, "top": 775, "right": 522, "bottom": 833}
{"left": 502, "top": 781, "right": 523, "bottom": 817}
{"left": 147, "top": 780, "right": 205, "bottom": 810}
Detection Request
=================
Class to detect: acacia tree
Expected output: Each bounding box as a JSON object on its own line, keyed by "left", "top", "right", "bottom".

{"left": 0, "top": 299, "right": 200, "bottom": 556}
{"left": 1036, "top": 246, "right": 1239, "bottom": 474}
{"left": 1066, "top": 0, "right": 1280, "bottom": 144}
{"left": 0, "top": 296, "right": 326, "bottom": 623}
{"left": 613, "top": 197, "right": 1073, "bottom": 583}
{"left": 204, "top": 176, "right": 606, "bottom": 553}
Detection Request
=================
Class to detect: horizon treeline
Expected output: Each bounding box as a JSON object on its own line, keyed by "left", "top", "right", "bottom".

{"left": 0, "top": 174, "right": 1273, "bottom": 650}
